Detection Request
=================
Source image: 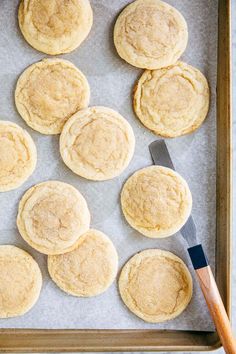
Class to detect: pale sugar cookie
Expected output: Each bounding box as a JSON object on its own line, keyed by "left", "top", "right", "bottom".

{"left": 60, "top": 106, "right": 135, "bottom": 181}
{"left": 0, "top": 121, "right": 36, "bottom": 192}
{"left": 114, "top": 0, "right": 188, "bottom": 69}
{"left": 15, "top": 59, "right": 90, "bottom": 134}
{"left": 121, "top": 166, "right": 192, "bottom": 238}
{"left": 48, "top": 229, "right": 118, "bottom": 297}
{"left": 0, "top": 245, "right": 42, "bottom": 318}
{"left": 18, "top": 0, "right": 93, "bottom": 55}
{"left": 133, "top": 62, "right": 210, "bottom": 137}
{"left": 119, "top": 249, "right": 192, "bottom": 323}
{"left": 17, "top": 181, "right": 90, "bottom": 255}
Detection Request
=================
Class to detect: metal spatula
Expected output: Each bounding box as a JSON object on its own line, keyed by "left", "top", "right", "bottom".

{"left": 149, "top": 139, "right": 236, "bottom": 354}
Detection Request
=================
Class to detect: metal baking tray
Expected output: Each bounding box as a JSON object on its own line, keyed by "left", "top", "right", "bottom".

{"left": 0, "top": 0, "right": 232, "bottom": 351}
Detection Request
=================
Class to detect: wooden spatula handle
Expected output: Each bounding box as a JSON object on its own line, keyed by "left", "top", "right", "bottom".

{"left": 196, "top": 266, "right": 236, "bottom": 354}
{"left": 188, "top": 244, "right": 236, "bottom": 353}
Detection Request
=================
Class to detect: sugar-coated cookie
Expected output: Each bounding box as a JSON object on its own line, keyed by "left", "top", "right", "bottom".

{"left": 119, "top": 249, "right": 192, "bottom": 322}
{"left": 0, "top": 245, "right": 42, "bottom": 318}
{"left": 133, "top": 62, "right": 210, "bottom": 137}
{"left": 60, "top": 106, "right": 135, "bottom": 181}
{"left": 114, "top": 0, "right": 188, "bottom": 69}
{"left": 17, "top": 181, "right": 90, "bottom": 255}
{"left": 0, "top": 121, "right": 36, "bottom": 192}
{"left": 48, "top": 229, "right": 118, "bottom": 297}
{"left": 18, "top": 0, "right": 93, "bottom": 55}
{"left": 15, "top": 59, "right": 90, "bottom": 134}
{"left": 121, "top": 166, "right": 192, "bottom": 238}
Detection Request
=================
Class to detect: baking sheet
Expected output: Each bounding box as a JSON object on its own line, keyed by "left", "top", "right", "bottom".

{"left": 0, "top": 0, "right": 217, "bottom": 331}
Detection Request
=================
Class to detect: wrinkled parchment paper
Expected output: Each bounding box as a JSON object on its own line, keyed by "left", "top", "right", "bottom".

{"left": 0, "top": 0, "right": 217, "bottom": 331}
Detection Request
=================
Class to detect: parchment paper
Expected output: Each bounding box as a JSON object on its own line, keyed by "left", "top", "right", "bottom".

{"left": 0, "top": 0, "right": 217, "bottom": 331}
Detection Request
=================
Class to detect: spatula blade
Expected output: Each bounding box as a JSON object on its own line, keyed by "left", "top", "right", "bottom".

{"left": 149, "top": 139, "right": 174, "bottom": 169}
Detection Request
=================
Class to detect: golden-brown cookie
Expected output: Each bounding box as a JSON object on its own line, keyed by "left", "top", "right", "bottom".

{"left": 121, "top": 166, "right": 192, "bottom": 238}
{"left": 119, "top": 249, "right": 192, "bottom": 323}
{"left": 15, "top": 59, "right": 90, "bottom": 135}
{"left": 60, "top": 106, "right": 135, "bottom": 181}
{"left": 0, "top": 121, "right": 37, "bottom": 192}
{"left": 18, "top": 0, "right": 93, "bottom": 55}
{"left": 114, "top": 0, "right": 188, "bottom": 69}
{"left": 133, "top": 61, "right": 210, "bottom": 137}
{"left": 0, "top": 245, "right": 42, "bottom": 318}
{"left": 48, "top": 229, "right": 118, "bottom": 297}
{"left": 17, "top": 181, "right": 90, "bottom": 255}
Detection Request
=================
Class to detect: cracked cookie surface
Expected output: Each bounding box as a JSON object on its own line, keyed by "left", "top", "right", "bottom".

{"left": 48, "top": 229, "right": 118, "bottom": 297}
{"left": 0, "top": 245, "right": 42, "bottom": 318}
{"left": 114, "top": 0, "right": 188, "bottom": 69}
{"left": 133, "top": 61, "right": 210, "bottom": 137}
{"left": 17, "top": 181, "right": 90, "bottom": 255}
{"left": 0, "top": 121, "right": 37, "bottom": 192}
{"left": 121, "top": 166, "right": 192, "bottom": 238}
{"left": 15, "top": 59, "right": 90, "bottom": 135}
{"left": 60, "top": 106, "right": 135, "bottom": 181}
{"left": 18, "top": 0, "right": 93, "bottom": 55}
{"left": 119, "top": 249, "right": 192, "bottom": 323}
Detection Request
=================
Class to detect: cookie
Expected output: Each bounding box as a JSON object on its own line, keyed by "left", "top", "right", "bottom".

{"left": 114, "top": 0, "right": 188, "bottom": 69}
{"left": 60, "top": 106, "right": 135, "bottom": 181}
{"left": 18, "top": 0, "right": 93, "bottom": 55}
{"left": 119, "top": 249, "right": 192, "bottom": 323}
{"left": 48, "top": 229, "right": 118, "bottom": 297}
{"left": 15, "top": 59, "right": 90, "bottom": 135}
{"left": 121, "top": 166, "right": 192, "bottom": 238}
{"left": 17, "top": 181, "right": 90, "bottom": 255}
{"left": 0, "top": 245, "right": 42, "bottom": 318}
{"left": 0, "top": 121, "right": 37, "bottom": 192}
{"left": 133, "top": 62, "right": 210, "bottom": 137}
